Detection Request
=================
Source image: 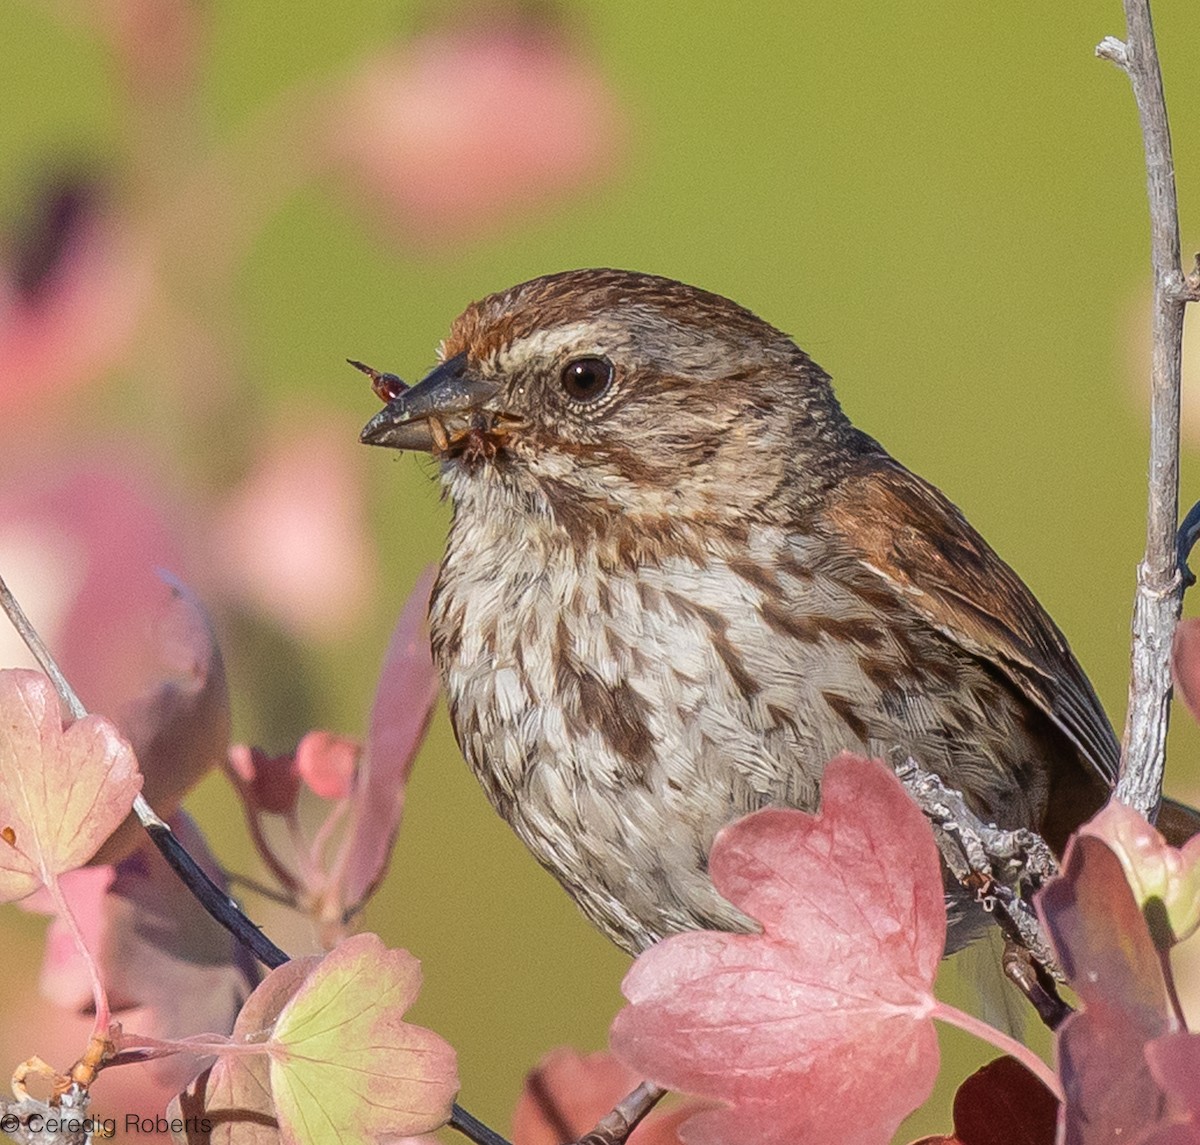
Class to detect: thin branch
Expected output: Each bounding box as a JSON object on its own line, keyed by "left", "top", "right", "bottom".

{"left": 574, "top": 1083, "right": 667, "bottom": 1145}
{"left": 1, "top": 572, "right": 510, "bottom": 1145}
{"left": 0, "top": 572, "right": 291, "bottom": 972}
{"left": 1099, "top": 2, "right": 1195, "bottom": 816}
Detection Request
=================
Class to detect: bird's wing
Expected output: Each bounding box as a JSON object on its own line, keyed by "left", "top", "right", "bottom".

{"left": 822, "top": 452, "right": 1120, "bottom": 789}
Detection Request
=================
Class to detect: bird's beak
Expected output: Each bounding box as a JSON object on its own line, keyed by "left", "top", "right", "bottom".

{"left": 359, "top": 351, "right": 501, "bottom": 453}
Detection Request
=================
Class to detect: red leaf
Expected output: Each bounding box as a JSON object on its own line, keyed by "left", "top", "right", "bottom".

{"left": 931, "top": 1056, "right": 1059, "bottom": 1145}
{"left": 1039, "top": 834, "right": 1179, "bottom": 1144}
{"left": 610, "top": 755, "right": 945, "bottom": 1145}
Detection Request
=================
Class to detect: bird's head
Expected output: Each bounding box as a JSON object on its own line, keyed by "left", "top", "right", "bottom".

{"left": 360, "top": 269, "right": 858, "bottom": 544}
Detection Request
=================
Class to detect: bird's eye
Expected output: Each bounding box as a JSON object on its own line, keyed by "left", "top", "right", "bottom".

{"left": 560, "top": 356, "right": 614, "bottom": 404}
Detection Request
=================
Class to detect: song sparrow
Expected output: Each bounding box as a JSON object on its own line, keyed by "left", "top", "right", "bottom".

{"left": 359, "top": 268, "right": 1119, "bottom": 955}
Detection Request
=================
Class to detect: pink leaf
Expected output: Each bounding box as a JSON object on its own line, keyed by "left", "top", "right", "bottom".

{"left": 170, "top": 956, "right": 317, "bottom": 1144}
{"left": 610, "top": 755, "right": 945, "bottom": 1145}
{"left": 336, "top": 567, "right": 439, "bottom": 911}
{"left": 0, "top": 471, "right": 219, "bottom": 863}
{"left": 1079, "top": 799, "right": 1200, "bottom": 944}
{"left": 1039, "top": 834, "right": 1179, "bottom": 1144}
{"left": 0, "top": 669, "right": 142, "bottom": 902}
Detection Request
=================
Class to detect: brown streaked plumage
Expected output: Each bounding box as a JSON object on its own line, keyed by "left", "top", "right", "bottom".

{"left": 360, "top": 268, "right": 1117, "bottom": 954}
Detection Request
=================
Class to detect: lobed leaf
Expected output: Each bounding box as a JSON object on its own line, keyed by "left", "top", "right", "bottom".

{"left": 0, "top": 669, "right": 141, "bottom": 901}
{"left": 610, "top": 755, "right": 945, "bottom": 1145}
{"left": 171, "top": 934, "right": 457, "bottom": 1145}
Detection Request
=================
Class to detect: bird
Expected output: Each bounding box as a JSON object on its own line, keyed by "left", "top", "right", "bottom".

{"left": 358, "top": 267, "right": 1138, "bottom": 956}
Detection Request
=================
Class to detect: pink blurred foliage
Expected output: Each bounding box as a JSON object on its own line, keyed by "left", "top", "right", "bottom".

{"left": 0, "top": 468, "right": 232, "bottom": 861}
{"left": 87, "top": 0, "right": 203, "bottom": 95}
{"left": 0, "top": 0, "right": 626, "bottom": 650}
{"left": 224, "top": 569, "right": 439, "bottom": 945}
{"left": 329, "top": 5, "right": 626, "bottom": 244}
{"left": 511, "top": 1047, "right": 700, "bottom": 1145}
{"left": 0, "top": 180, "right": 152, "bottom": 419}
{"left": 610, "top": 755, "right": 947, "bottom": 1145}
{"left": 0, "top": 460, "right": 187, "bottom": 683}
{"left": 208, "top": 416, "right": 378, "bottom": 642}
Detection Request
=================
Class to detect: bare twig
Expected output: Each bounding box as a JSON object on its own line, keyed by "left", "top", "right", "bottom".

{"left": 1098, "top": 3, "right": 1195, "bottom": 817}
{"left": 574, "top": 1083, "right": 666, "bottom": 1145}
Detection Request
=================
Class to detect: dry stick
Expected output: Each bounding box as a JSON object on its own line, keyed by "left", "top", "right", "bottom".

{"left": 1098, "top": 4, "right": 1199, "bottom": 816}
{"left": 0, "top": 575, "right": 514, "bottom": 1145}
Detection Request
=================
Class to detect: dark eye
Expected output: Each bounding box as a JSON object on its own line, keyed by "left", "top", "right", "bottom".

{"left": 560, "top": 356, "right": 614, "bottom": 404}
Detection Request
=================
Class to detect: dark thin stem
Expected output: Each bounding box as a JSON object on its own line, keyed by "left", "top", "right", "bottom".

{"left": 1098, "top": 3, "right": 1193, "bottom": 816}
{"left": 144, "top": 824, "right": 289, "bottom": 969}
{"left": 2, "top": 571, "right": 509, "bottom": 1144}
{"left": 450, "top": 1103, "right": 514, "bottom": 1145}
{"left": 1176, "top": 499, "right": 1200, "bottom": 587}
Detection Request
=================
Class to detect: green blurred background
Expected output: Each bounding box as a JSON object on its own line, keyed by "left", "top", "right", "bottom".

{"left": 2, "top": 0, "right": 1199, "bottom": 1140}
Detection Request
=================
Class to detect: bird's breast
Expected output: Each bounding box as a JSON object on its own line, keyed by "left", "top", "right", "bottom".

{"left": 432, "top": 510, "right": 852, "bottom": 941}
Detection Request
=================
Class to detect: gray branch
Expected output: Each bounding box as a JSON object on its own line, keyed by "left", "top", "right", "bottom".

{"left": 1099, "top": 3, "right": 1195, "bottom": 816}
